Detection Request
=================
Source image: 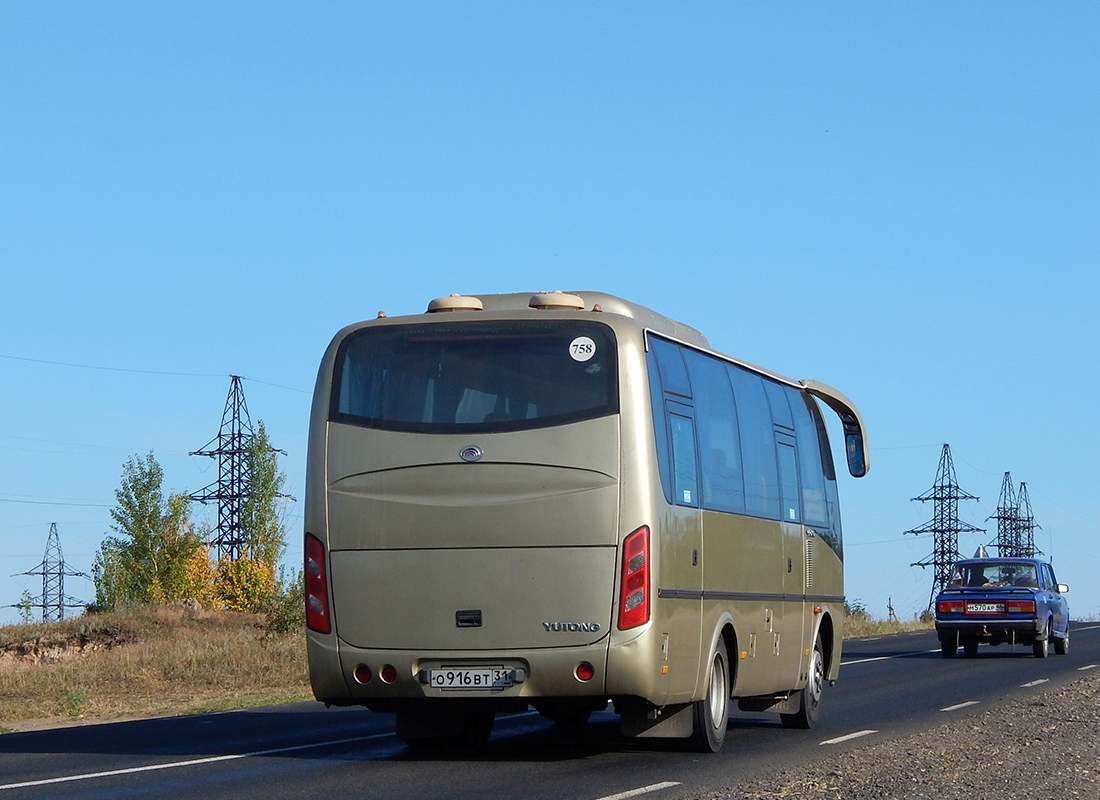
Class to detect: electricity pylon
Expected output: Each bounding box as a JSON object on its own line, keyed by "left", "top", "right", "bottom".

{"left": 1015, "top": 482, "right": 1042, "bottom": 557}
{"left": 189, "top": 376, "right": 286, "bottom": 561}
{"left": 11, "top": 523, "right": 89, "bottom": 622}
{"left": 992, "top": 475, "right": 1041, "bottom": 558}
{"left": 905, "top": 444, "right": 985, "bottom": 608}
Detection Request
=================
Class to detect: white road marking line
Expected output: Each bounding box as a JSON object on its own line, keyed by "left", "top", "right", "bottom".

{"left": 842, "top": 649, "right": 940, "bottom": 665}
{"left": 1078, "top": 664, "right": 1099, "bottom": 671}
{"left": 1073, "top": 624, "right": 1100, "bottom": 631}
{"left": 0, "top": 732, "right": 393, "bottom": 792}
{"left": 940, "top": 701, "right": 980, "bottom": 712}
{"left": 594, "top": 782, "right": 682, "bottom": 800}
{"left": 820, "top": 730, "right": 877, "bottom": 745}
{"left": 1021, "top": 679, "right": 1049, "bottom": 688}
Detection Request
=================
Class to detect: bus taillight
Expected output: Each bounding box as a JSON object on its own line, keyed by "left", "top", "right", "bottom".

{"left": 305, "top": 533, "right": 331, "bottom": 633}
{"left": 618, "top": 526, "right": 650, "bottom": 630}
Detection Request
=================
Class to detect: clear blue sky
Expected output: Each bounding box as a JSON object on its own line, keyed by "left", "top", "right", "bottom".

{"left": 2, "top": 3, "right": 1097, "bottom": 625}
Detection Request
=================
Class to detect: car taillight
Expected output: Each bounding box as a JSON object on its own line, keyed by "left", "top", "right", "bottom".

{"left": 618, "top": 526, "right": 650, "bottom": 630}
{"left": 936, "top": 599, "right": 965, "bottom": 614}
{"left": 1006, "top": 599, "right": 1036, "bottom": 614}
{"left": 305, "top": 532, "right": 331, "bottom": 633}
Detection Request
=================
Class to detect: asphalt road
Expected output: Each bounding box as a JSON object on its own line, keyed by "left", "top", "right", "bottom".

{"left": 2, "top": 623, "right": 1097, "bottom": 800}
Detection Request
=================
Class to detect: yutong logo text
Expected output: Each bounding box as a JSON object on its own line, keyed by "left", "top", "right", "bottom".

{"left": 543, "top": 621, "right": 601, "bottom": 632}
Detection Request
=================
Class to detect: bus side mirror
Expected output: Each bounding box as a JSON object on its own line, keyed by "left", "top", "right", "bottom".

{"left": 801, "top": 380, "right": 869, "bottom": 479}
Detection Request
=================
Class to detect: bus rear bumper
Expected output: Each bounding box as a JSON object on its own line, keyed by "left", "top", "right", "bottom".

{"left": 309, "top": 638, "right": 613, "bottom": 710}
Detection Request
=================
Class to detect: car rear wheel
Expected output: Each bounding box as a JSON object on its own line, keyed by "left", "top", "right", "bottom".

{"left": 940, "top": 634, "right": 957, "bottom": 659}
{"left": 962, "top": 638, "right": 979, "bottom": 657}
{"left": 1054, "top": 631, "right": 1069, "bottom": 656}
{"left": 1033, "top": 621, "right": 1051, "bottom": 658}
{"left": 688, "top": 640, "right": 730, "bottom": 752}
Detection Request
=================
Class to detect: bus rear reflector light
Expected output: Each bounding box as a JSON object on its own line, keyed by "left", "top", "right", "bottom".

{"left": 305, "top": 533, "right": 331, "bottom": 633}
{"left": 354, "top": 664, "right": 372, "bottom": 684}
{"left": 575, "top": 662, "right": 595, "bottom": 682}
{"left": 618, "top": 526, "right": 650, "bottom": 630}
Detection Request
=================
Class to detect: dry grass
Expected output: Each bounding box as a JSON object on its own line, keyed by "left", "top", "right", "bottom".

{"left": 0, "top": 604, "right": 310, "bottom": 730}
{"left": 842, "top": 613, "right": 934, "bottom": 639}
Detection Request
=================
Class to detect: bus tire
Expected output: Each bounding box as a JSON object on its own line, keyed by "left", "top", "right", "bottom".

{"left": 781, "top": 634, "right": 824, "bottom": 729}
{"left": 688, "top": 640, "right": 730, "bottom": 752}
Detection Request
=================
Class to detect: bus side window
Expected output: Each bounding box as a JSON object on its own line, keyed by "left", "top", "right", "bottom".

{"left": 727, "top": 365, "right": 780, "bottom": 520}
{"left": 683, "top": 349, "right": 745, "bottom": 514}
{"left": 763, "top": 380, "right": 793, "bottom": 430}
{"left": 669, "top": 412, "right": 699, "bottom": 507}
{"left": 650, "top": 338, "right": 692, "bottom": 398}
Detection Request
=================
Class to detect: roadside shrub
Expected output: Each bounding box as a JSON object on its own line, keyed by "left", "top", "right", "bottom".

{"left": 844, "top": 598, "right": 870, "bottom": 619}
{"left": 263, "top": 568, "right": 305, "bottom": 636}
{"left": 215, "top": 556, "right": 276, "bottom": 613}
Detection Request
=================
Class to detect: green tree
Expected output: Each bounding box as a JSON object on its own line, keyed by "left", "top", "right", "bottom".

{"left": 241, "top": 421, "right": 288, "bottom": 570}
{"left": 16, "top": 590, "right": 34, "bottom": 624}
{"left": 92, "top": 452, "right": 204, "bottom": 609}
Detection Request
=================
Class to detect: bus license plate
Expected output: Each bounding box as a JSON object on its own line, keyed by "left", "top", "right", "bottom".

{"left": 967, "top": 602, "right": 1005, "bottom": 613}
{"left": 429, "top": 668, "right": 513, "bottom": 690}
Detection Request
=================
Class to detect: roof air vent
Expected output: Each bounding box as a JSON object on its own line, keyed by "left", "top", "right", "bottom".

{"left": 426, "top": 294, "right": 484, "bottom": 313}
{"left": 529, "top": 291, "right": 585, "bottom": 311}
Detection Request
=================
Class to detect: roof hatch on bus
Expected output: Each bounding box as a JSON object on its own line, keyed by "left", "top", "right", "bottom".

{"left": 426, "top": 294, "right": 485, "bottom": 313}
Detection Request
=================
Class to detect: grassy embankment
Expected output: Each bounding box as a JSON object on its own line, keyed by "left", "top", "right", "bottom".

{"left": 0, "top": 606, "right": 930, "bottom": 732}
{"left": 0, "top": 604, "right": 310, "bottom": 731}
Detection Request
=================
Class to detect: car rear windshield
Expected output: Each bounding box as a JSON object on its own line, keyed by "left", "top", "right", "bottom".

{"left": 331, "top": 319, "right": 619, "bottom": 433}
{"left": 948, "top": 562, "right": 1039, "bottom": 589}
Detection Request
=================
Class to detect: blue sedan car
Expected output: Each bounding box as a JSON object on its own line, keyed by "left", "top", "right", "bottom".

{"left": 934, "top": 558, "right": 1070, "bottom": 658}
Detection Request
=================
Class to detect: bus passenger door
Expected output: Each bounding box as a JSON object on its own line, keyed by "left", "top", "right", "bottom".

{"left": 662, "top": 404, "right": 703, "bottom": 703}
{"left": 776, "top": 432, "right": 809, "bottom": 681}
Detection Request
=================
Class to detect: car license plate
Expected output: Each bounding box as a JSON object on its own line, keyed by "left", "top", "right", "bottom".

{"left": 967, "top": 602, "right": 1005, "bottom": 613}
{"left": 429, "top": 668, "right": 513, "bottom": 690}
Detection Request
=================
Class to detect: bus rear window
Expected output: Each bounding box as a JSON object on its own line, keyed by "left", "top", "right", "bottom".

{"left": 331, "top": 320, "right": 618, "bottom": 433}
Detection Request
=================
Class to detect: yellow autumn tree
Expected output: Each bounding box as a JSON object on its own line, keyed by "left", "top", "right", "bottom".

{"left": 180, "top": 546, "right": 217, "bottom": 608}
{"left": 215, "top": 555, "right": 276, "bottom": 613}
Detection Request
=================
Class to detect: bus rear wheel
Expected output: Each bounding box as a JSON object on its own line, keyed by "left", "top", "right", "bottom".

{"left": 688, "top": 641, "right": 730, "bottom": 752}
{"left": 781, "top": 635, "right": 824, "bottom": 729}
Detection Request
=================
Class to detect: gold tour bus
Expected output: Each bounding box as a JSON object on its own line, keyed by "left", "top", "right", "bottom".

{"left": 304, "top": 291, "right": 868, "bottom": 752}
